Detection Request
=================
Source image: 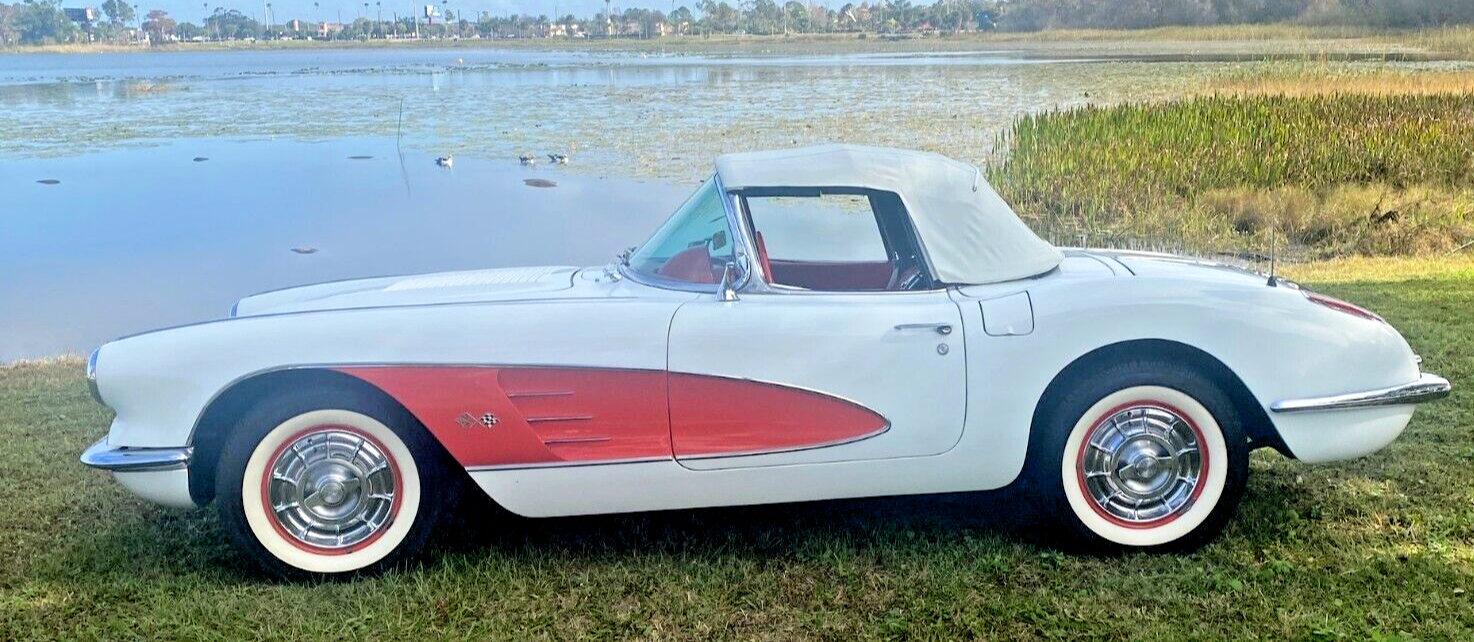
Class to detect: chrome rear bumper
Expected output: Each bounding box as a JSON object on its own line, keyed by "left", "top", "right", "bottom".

{"left": 1271, "top": 373, "right": 1452, "bottom": 413}
{"left": 80, "top": 437, "right": 193, "bottom": 472}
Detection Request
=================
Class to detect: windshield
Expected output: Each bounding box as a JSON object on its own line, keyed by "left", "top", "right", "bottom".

{"left": 626, "top": 177, "right": 736, "bottom": 285}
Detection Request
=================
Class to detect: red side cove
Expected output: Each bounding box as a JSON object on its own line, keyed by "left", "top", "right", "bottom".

{"left": 337, "top": 367, "right": 670, "bottom": 468}
{"left": 668, "top": 373, "right": 888, "bottom": 458}
{"left": 334, "top": 367, "right": 887, "bottom": 469}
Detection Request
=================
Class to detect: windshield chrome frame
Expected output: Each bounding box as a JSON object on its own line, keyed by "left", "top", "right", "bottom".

{"left": 618, "top": 173, "right": 753, "bottom": 295}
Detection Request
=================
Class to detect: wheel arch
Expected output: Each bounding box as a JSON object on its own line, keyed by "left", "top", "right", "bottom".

{"left": 187, "top": 368, "right": 467, "bottom": 505}
{"left": 1030, "top": 339, "right": 1291, "bottom": 461}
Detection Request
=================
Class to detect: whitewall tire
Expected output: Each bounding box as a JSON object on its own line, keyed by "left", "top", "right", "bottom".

{"left": 1028, "top": 360, "right": 1249, "bottom": 553}
{"left": 240, "top": 409, "right": 421, "bottom": 574}
{"left": 216, "top": 386, "right": 458, "bottom": 579}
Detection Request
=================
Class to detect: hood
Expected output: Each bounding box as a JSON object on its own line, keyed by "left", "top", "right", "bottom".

{"left": 231, "top": 266, "right": 579, "bottom": 317}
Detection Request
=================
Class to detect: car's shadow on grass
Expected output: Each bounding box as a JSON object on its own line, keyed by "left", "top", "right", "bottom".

{"left": 433, "top": 484, "right": 1053, "bottom": 563}
{"left": 431, "top": 467, "right": 1311, "bottom": 565}
{"left": 63, "top": 462, "right": 1313, "bottom": 584}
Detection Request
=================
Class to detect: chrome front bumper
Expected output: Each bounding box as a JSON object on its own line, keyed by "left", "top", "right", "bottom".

{"left": 80, "top": 437, "right": 193, "bottom": 472}
{"left": 1270, "top": 373, "right": 1452, "bottom": 413}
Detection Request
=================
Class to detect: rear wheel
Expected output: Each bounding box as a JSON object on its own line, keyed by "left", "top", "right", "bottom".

{"left": 217, "top": 388, "right": 458, "bottom": 579}
{"left": 1028, "top": 361, "right": 1249, "bottom": 552}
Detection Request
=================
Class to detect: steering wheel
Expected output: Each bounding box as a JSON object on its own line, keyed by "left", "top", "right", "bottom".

{"left": 885, "top": 252, "right": 923, "bottom": 291}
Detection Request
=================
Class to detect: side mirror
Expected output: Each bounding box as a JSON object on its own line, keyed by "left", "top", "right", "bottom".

{"left": 717, "top": 262, "right": 739, "bottom": 302}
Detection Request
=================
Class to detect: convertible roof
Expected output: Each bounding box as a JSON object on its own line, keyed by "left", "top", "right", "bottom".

{"left": 716, "top": 144, "right": 1062, "bottom": 285}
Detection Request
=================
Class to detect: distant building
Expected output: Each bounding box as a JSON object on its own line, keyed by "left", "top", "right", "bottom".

{"left": 538, "top": 23, "right": 581, "bottom": 38}
{"left": 63, "top": 7, "right": 98, "bottom": 26}
{"left": 317, "top": 22, "right": 345, "bottom": 38}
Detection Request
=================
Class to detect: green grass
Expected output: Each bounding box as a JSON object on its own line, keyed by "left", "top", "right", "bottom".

{"left": 2, "top": 259, "right": 1471, "bottom": 640}
{"left": 990, "top": 94, "right": 1474, "bottom": 257}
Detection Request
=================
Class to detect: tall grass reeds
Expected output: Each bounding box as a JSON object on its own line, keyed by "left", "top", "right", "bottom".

{"left": 990, "top": 93, "right": 1474, "bottom": 257}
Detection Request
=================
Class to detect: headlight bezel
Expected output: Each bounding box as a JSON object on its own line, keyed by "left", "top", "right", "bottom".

{"left": 86, "top": 348, "right": 104, "bottom": 406}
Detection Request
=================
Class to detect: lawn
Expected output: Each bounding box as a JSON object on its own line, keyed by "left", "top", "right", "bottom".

{"left": 0, "top": 258, "right": 1469, "bottom": 641}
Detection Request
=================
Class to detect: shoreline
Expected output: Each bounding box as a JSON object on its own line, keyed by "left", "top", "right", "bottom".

{"left": 0, "top": 25, "right": 1452, "bottom": 59}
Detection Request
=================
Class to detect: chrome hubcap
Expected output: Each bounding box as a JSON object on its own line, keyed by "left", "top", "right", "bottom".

{"left": 266, "top": 428, "right": 397, "bottom": 550}
{"left": 1080, "top": 405, "right": 1204, "bottom": 525}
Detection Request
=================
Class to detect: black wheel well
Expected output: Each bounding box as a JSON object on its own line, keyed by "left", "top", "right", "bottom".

{"left": 187, "top": 368, "right": 457, "bottom": 505}
{"left": 1032, "top": 339, "right": 1292, "bottom": 458}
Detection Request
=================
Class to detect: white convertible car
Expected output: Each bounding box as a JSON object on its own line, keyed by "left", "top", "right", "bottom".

{"left": 83, "top": 145, "right": 1449, "bottom": 578}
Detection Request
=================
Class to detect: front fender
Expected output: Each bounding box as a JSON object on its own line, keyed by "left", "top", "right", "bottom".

{"left": 92, "top": 297, "right": 688, "bottom": 449}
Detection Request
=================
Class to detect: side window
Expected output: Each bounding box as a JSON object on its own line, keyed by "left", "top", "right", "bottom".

{"left": 747, "top": 195, "right": 888, "bottom": 263}
{"left": 745, "top": 191, "right": 924, "bottom": 292}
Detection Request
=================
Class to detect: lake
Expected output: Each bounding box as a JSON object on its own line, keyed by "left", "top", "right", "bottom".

{"left": 0, "top": 46, "right": 1440, "bottom": 361}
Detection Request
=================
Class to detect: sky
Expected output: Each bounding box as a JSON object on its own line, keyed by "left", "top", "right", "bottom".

{"left": 123, "top": 0, "right": 848, "bottom": 24}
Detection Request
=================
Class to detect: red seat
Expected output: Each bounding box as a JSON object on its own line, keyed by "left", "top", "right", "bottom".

{"left": 753, "top": 231, "right": 773, "bottom": 280}
{"left": 656, "top": 245, "right": 716, "bottom": 284}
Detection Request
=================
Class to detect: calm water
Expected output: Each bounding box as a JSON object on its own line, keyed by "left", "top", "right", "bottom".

{"left": 0, "top": 47, "right": 1445, "bottom": 361}
{"left": 0, "top": 47, "right": 1081, "bottom": 84}
{"left": 1, "top": 136, "right": 689, "bottom": 361}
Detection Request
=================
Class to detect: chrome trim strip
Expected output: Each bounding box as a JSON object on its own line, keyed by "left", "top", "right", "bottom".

{"left": 1270, "top": 373, "right": 1452, "bottom": 413}
{"left": 525, "top": 415, "right": 595, "bottom": 423}
{"left": 542, "top": 436, "right": 612, "bottom": 445}
{"left": 465, "top": 455, "right": 671, "bottom": 472}
{"left": 80, "top": 437, "right": 192, "bottom": 472}
{"left": 675, "top": 422, "right": 893, "bottom": 461}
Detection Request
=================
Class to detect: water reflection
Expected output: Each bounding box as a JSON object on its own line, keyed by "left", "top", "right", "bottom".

{"left": 0, "top": 48, "right": 1077, "bottom": 86}
{"left": 1, "top": 137, "right": 691, "bottom": 361}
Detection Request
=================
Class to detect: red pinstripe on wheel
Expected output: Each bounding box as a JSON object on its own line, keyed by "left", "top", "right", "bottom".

{"left": 1075, "top": 400, "right": 1210, "bottom": 530}
{"left": 260, "top": 424, "right": 403, "bottom": 555}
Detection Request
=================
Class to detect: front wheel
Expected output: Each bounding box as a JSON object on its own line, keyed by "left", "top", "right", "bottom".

{"left": 216, "top": 388, "right": 458, "bottom": 579}
{"left": 1028, "top": 362, "right": 1249, "bottom": 553}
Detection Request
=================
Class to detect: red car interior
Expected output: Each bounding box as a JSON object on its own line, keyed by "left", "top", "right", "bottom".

{"left": 767, "top": 259, "right": 894, "bottom": 291}
{"left": 753, "top": 231, "right": 774, "bottom": 277}
{"left": 656, "top": 245, "right": 717, "bottom": 283}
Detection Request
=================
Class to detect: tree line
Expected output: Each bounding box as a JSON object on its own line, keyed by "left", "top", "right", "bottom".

{"left": 3, "top": 0, "right": 1472, "bottom": 47}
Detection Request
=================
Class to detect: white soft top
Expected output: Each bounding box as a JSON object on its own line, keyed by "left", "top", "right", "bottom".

{"left": 716, "top": 144, "right": 1062, "bottom": 285}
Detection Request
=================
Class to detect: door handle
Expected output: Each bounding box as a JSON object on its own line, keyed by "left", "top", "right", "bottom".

{"left": 894, "top": 323, "right": 953, "bottom": 335}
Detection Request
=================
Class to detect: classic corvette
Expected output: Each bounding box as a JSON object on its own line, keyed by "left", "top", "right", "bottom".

{"left": 82, "top": 144, "right": 1450, "bottom": 578}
